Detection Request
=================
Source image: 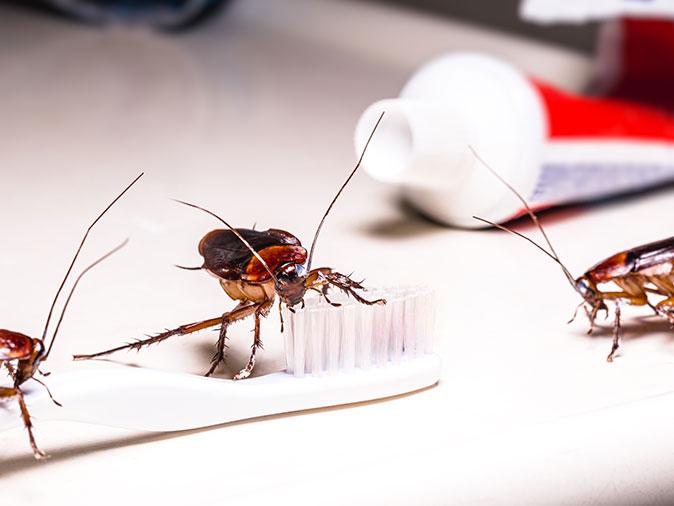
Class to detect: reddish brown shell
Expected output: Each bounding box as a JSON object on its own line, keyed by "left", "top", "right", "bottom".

{"left": 586, "top": 236, "right": 674, "bottom": 283}
{"left": 199, "top": 228, "right": 303, "bottom": 281}
{"left": 0, "top": 329, "right": 34, "bottom": 360}
{"left": 586, "top": 252, "right": 631, "bottom": 283}
{"left": 244, "top": 245, "right": 307, "bottom": 282}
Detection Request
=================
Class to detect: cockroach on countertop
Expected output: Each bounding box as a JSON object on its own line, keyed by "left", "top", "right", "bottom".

{"left": 472, "top": 147, "right": 674, "bottom": 362}
{"left": 0, "top": 174, "right": 142, "bottom": 459}
{"left": 74, "top": 114, "right": 387, "bottom": 380}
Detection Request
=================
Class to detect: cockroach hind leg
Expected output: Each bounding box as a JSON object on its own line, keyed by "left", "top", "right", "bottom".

{"left": 73, "top": 315, "right": 226, "bottom": 361}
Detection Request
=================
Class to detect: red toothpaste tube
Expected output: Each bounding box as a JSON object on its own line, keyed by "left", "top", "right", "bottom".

{"left": 354, "top": 51, "right": 674, "bottom": 227}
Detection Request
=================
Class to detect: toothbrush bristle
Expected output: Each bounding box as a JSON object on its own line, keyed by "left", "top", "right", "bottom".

{"left": 283, "top": 287, "right": 435, "bottom": 376}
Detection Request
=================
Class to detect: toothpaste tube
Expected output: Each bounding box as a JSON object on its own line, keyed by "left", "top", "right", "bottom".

{"left": 354, "top": 52, "right": 674, "bottom": 227}
{"left": 521, "top": 0, "right": 674, "bottom": 24}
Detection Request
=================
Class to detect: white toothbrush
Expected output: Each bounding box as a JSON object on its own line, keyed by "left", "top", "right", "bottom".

{"left": 0, "top": 287, "right": 440, "bottom": 433}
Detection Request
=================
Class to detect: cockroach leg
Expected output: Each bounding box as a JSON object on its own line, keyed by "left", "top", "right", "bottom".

{"left": 278, "top": 300, "right": 285, "bottom": 333}
{"left": 4, "top": 360, "right": 61, "bottom": 407}
{"left": 17, "top": 387, "right": 48, "bottom": 459}
{"left": 205, "top": 302, "right": 259, "bottom": 377}
{"left": 567, "top": 302, "right": 586, "bottom": 324}
{"left": 3, "top": 361, "right": 16, "bottom": 381}
{"left": 607, "top": 303, "right": 622, "bottom": 363}
{"left": 320, "top": 285, "right": 341, "bottom": 307}
{"left": 73, "top": 316, "right": 226, "bottom": 360}
{"left": 325, "top": 272, "right": 386, "bottom": 306}
{"left": 584, "top": 300, "right": 610, "bottom": 335}
{"left": 0, "top": 385, "right": 48, "bottom": 460}
{"left": 31, "top": 377, "right": 62, "bottom": 407}
{"left": 206, "top": 324, "right": 230, "bottom": 377}
{"left": 585, "top": 304, "right": 600, "bottom": 335}
{"left": 309, "top": 286, "right": 340, "bottom": 306}
{"left": 655, "top": 297, "right": 674, "bottom": 324}
{"left": 233, "top": 301, "right": 272, "bottom": 380}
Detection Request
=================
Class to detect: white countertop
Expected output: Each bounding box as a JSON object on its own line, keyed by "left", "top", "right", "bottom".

{"left": 2, "top": 1, "right": 674, "bottom": 504}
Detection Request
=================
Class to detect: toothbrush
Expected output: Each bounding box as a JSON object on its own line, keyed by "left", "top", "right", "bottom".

{"left": 0, "top": 287, "right": 440, "bottom": 433}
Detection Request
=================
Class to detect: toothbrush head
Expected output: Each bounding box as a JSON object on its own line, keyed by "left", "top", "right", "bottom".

{"left": 282, "top": 286, "right": 435, "bottom": 376}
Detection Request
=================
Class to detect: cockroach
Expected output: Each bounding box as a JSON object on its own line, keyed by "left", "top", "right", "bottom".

{"left": 471, "top": 147, "right": 673, "bottom": 362}
{"left": 0, "top": 174, "right": 142, "bottom": 459}
{"left": 74, "top": 114, "right": 387, "bottom": 380}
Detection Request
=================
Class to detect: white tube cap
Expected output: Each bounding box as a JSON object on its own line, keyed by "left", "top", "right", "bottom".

{"left": 355, "top": 52, "right": 547, "bottom": 227}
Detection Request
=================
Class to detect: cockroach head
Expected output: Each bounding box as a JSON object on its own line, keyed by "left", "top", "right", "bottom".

{"left": 575, "top": 276, "right": 602, "bottom": 307}
{"left": 26, "top": 338, "right": 46, "bottom": 376}
{"left": 33, "top": 339, "right": 46, "bottom": 363}
{"left": 274, "top": 263, "right": 307, "bottom": 307}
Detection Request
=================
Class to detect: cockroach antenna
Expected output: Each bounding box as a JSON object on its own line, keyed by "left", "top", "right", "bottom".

{"left": 173, "top": 199, "right": 279, "bottom": 284}
{"left": 306, "top": 111, "right": 386, "bottom": 271}
{"left": 41, "top": 173, "right": 144, "bottom": 346}
{"left": 469, "top": 147, "right": 580, "bottom": 292}
{"left": 44, "top": 240, "right": 129, "bottom": 359}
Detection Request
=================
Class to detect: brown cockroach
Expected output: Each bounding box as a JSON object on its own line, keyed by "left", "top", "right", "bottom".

{"left": 74, "top": 114, "right": 387, "bottom": 380}
{"left": 471, "top": 147, "right": 673, "bottom": 362}
{"left": 0, "top": 174, "right": 142, "bottom": 459}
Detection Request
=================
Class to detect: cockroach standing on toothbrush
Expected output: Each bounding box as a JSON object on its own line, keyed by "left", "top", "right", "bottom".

{"left": 74, "top": 113, "right": 387, "bottom": 380}
{"left": 0, "top": 173, "right": 143, "bottom": 459}
{"left": 471, "top": 147, "right": 674, "bottom": 362}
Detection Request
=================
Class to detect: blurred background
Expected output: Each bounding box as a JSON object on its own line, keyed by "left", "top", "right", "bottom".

{"left": 9, "top": 0, "right": 599, "bottom": 50}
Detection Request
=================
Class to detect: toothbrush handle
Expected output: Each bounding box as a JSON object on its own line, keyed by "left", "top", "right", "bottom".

{"left": 0, "top": 356, "right": 441, "bottom": 432}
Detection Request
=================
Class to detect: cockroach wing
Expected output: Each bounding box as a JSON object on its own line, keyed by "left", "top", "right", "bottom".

{"left": 244, "top": 245, "right": 308, "bottom": 282}
{"left": 0, "top": 329, "right": 33, "bottom": 360}
{"left": 586, "top": 236, "right": 674, "bottom": 282}
{"left": 199, "top": 228, "right": 302, "bottom": 280}
{"left": 630, "top": 236, "right": 674, "bottom": 273}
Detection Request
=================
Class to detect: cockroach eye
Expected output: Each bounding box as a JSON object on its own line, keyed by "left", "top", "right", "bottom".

{"left": 575, "top": 278, "right": 594, "bottom": 299}
{"left": 34, "top": 340, "right": 45, "bottom": 361}
{"left": 276, "top": 263, "right": 306, "bottom": 284}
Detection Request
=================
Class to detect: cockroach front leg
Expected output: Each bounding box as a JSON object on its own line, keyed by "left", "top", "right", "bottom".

{"left": 4, "top": 361, "right": 61, "bottom": 407}
{"left": 584, "top": 302, "right": 608, "bottom": 335}
{"left": 233, "top": 300, "right": 273, "bottom": 380}
{"left": 607, "top": 303, "right": 622, "bottom": 362}
{"left": 0, "top": 385, "right": 48, "bottom": 459}
{"left": 308, "top": 285, "right": 340, "bottom": 307}
{"left": 205, "top": 302, "right": 259, "bottom": 377}
{"left": 73, "top": 316, "right": 227, "bottom": 360}
{"left": 324, "top": 271, "right": 386, "bottom": 306}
